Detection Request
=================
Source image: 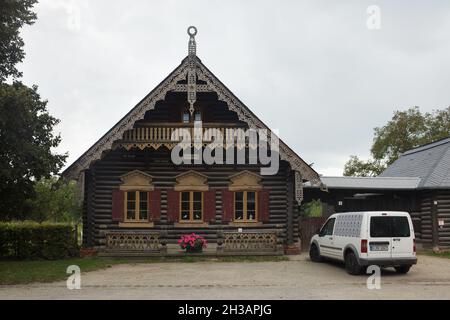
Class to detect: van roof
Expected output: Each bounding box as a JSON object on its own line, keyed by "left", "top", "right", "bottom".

{"left": 329, "top": 211, "right": 410, "bottom": 218}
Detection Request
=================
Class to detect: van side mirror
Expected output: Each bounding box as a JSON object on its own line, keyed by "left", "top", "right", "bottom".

{"left": 315, "top": 228, "right": 321, "bottom": 235}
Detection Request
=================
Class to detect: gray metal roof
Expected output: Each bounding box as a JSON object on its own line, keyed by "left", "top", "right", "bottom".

{"left": 304, "top": 176, "right": 421, "bottom": 190}
{"left": 380, "top": 137, "right": 450, "bottom": 189}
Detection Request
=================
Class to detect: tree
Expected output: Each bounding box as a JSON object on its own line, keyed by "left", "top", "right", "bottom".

{"left": 344, "top": 106, "right": 450, "bottom": 176}
{"left": 0, "top": 82, "right": 67, "bottom": 220}
{"left": 26, "top": 178, "right": 81, "bottom": 223}
{"left": 343, "top": 156, "right": 384, "bottom": 177}
{"left": 0, "top": 0, "right": 38, "bottom": 82}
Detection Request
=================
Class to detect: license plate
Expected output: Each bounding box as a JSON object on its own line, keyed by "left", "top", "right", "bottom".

{"left": 370, "top": 244, "right": 389, "bottom": 251}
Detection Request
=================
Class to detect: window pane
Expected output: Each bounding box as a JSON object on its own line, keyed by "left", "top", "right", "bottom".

{"left": 183, "top": 112, "right": 190, "bottom": 123}
{"left": 193, "top": 211, "right": 202, "bottom": 220}
{"left": 181, "top": 201, "right": 190, "bottom": 212}
{"left": 370, "top": 217, "right": 410, "bottom": 237}
{"left": 247, "top": 211, "right": 256, "bottom": 221}
{"left": 235, "top": 200, "right": 243, "bottom": 212}
{"left": 194, "top": 111, "right": 201, "bottom": 122}
{"left": 181, "top": 211, "right": 190, "bottom": 220}
{"left": 126, "top": 192, "right": 136, "bottom": 220}
{"left": 235, "top": 192, "right": 243, "bottom": 202}
{"left": 235, "top": 210, "right": 244, "bottom": 220}
{"left": 193, "top": 192, "right": 202, "bottom": 202}
{"left": 182, "top": 192, "right": 190, "bottom": 202}
{"left": 247, "top": 192, "right": 255, "bottom": 202}
{"left": 139, "top": 192, "right": 147, "bottom": 202}
{"left": 193, "top": 200, "right": 202, "bottom": 211}
{"left": 127, "top": 210, "right": 135, "bottom": 220}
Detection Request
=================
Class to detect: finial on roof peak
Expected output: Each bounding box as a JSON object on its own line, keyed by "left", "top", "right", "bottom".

{"left": 187, "top": 26, "right": 197, "bottom": 115}
{"left": 187, "top": 26, "right": 197, "bottom": 57}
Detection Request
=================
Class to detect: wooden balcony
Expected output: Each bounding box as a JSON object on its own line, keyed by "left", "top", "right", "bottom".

{"left": 112, "top": 122, "right": 250, "bottom": 151}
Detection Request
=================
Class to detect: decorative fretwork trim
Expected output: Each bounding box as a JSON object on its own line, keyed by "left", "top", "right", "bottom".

{"left": 62, "top": 57, "right": 321, "bottom": 187}
{"left": 221, "top": 232, "right": 278, "bottom": 252}
{"left": 105, "top": 232, "right": 161, "bottom": 251}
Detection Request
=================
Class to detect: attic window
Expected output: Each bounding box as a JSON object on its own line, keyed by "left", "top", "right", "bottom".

{"left": 182, "top": 112, "right": 190, "bottom": 123}
{"left": 194, "top": 111, "right": 202, "bottom": 122}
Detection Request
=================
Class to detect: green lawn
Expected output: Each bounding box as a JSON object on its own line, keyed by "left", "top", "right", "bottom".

{"left": 0, "top": 255, "right": 288, "bottom": 285}
{"left": 423, "top": 251, "right": 450, "bottom": 259}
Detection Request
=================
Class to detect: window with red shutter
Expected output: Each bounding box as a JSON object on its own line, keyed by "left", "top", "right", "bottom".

{"left": 166, "top": 189, "right": 180, "bottom": 222}
{"left": 149, "top": 189, "right": 161, "bottom": 222}
{"left": 221, "top": 189, "right": 234, "bottom": 222}
{"left": 258, "top": 189, "right": 270, "bottom": 222}
{"left": 112, "top": 189, "right": 124, "bottom": 221}
{"left": 204, "top": 190, "right": 216, "bottom": 223}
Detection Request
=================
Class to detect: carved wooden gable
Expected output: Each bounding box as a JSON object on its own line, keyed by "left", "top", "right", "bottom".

{"left": 229, "top": 170, "right": 262, "bottom": 191}
{"left": 119, "top": 170, "right": 154, "bottom": 191}
{"left": 174, "top": 170, "right": 208, "bottom": 191}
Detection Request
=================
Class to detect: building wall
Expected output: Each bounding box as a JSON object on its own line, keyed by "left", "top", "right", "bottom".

{"left": 82, "top": 148, "right": 296, "bottom": 249}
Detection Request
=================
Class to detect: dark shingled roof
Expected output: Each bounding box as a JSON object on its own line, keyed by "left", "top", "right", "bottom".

{"left": 379, "top": 137, "right": 450, "bottom": 189}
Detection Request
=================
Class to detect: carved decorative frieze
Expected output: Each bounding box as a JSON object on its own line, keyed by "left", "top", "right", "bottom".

{"left": 222, "top": 232, "right": 278, "bottom": 252}
{"left": 105, "top": 232, "right": 161, "bottom": 251}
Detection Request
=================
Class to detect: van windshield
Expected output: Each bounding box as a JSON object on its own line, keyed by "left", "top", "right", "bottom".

{"left": 370, "top": 216, "right": 410, "bottom": 238}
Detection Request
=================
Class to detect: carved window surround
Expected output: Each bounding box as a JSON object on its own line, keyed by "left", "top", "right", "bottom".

{"left": 119, "top": 170, "right": 154, "bottom": 191}
{"left": 174, "top": 170, "right": 209, "bottom": 225}
{"left": 118, "top": 222, "right": 154, "bottom": 228}
{"left": 228, "top": 171, "right": 262, "bottom": 225}
{"left": 119, "top": 170, "right": 154, "bottom": 227}
{"left": 228, "top": 170, "right": 262, "bottom": 191}
{"left": 174, "top": 170, "right": 209, "bottom": 192}
{"left": 173, "top": 222, "right": 209, "bottom": 228}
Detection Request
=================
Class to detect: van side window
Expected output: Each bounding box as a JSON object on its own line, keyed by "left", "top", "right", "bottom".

{"left": 320, "top": 218, "right": 335, "bottom": 236}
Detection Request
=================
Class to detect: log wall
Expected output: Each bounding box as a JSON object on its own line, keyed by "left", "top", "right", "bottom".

{"left": 82, "top": 148, "right": 295, "bottom": 249}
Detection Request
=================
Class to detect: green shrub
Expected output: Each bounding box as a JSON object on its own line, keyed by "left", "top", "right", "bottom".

{"left": 0, "top": 221, "right": 79, "bottom": 260}
{"left": 299, "top": 199, "right": 323, "bottom": 217}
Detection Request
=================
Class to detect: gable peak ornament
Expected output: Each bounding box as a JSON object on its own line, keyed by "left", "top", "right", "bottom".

{"left": 187, "top": 26, "right": 198, "bottom": 115}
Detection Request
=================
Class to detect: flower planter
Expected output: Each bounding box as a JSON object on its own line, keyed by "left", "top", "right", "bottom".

{"left": 178, "top": 233, "right": 207, "bottom": 253}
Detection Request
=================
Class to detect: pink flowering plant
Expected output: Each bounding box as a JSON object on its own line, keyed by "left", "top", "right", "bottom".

{"left": 178, "top": 233, "right": 207, "bottom": 253}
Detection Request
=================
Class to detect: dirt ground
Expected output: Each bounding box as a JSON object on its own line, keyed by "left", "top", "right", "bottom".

{"left": 1, "top": 254, "right": 449, "bottom": 300}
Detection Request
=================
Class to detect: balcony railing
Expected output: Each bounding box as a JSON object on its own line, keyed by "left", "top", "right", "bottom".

{"left": 112, "top": 123, "right": 251, "bottom": 150}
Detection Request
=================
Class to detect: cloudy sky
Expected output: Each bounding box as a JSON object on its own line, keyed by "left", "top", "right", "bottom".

{"left": 19, "top": 0, "right": 450, "bottom": 176}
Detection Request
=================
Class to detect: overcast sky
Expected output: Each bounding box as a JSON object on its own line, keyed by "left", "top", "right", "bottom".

{"left": 19, "top": 0, "right": 450, "bottom": 176}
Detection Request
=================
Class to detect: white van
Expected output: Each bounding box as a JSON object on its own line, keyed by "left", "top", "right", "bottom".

{"left": 309, "top": 211, "right": 417, "bottom": 275}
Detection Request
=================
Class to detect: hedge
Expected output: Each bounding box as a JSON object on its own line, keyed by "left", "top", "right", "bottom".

{"left": 0, "top": 221, "right": 79, "bottom": 260}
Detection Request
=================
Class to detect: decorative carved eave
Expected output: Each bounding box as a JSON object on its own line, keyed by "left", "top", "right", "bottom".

{"left": 229, "top": 170, "right": 262, "bottom": 191}
{"left": 174, "top": 170, "right": 208, "bottom": 191}
{"left": 119, "top": 170, "right": 154, "bottom": 191}
{"left": 61, "top": 56, "right": 320, "bottom": 186}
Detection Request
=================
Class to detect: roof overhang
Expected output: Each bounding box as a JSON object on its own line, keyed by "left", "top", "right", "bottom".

{"left": 61, "top": 56, "right": 320, "bottom": 187}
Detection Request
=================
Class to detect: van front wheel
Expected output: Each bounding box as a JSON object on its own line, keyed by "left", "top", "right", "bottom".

{"left": 395, "top": 265, "right": 411, "bottom": 274}
{"left": 345, "top": 252, "right": 363, "bottom": 275}
{"left": 309, "top": 244, "right": 322, "bottom": 262}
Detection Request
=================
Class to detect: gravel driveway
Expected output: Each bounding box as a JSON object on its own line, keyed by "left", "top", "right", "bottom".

{"left": 1, "top": 254, "right": 449, "bottom": 300}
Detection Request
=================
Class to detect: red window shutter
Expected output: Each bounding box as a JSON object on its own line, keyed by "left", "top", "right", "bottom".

{"left": 112, "top": 189, "right": 124, "bottom": 222}
{"left": 258, "top": 189, "right": 270, "bottom": 222}
{"left": 221, "top": 189, "right": 234, "bottom": 222}
{"left": 166, "top": 189, "right": 180, "bottom": 223}
{"left": 203, "top": 190, "right": 216, "bottom": 223}
{"left": 149, "top": 189, "right": 161, "bottom": 222}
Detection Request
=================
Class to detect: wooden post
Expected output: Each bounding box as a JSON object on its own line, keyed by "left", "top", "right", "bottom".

{"left": 431, "top": 192, "right": 440, "bottom": 251}
{"left": 285, "top": 170, "right": 300, "bottom": 254}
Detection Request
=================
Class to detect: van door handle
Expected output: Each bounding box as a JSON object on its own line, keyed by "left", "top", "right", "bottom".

{"left": 329, "top": 237, "right": 333, "bottom": 240}
{"left": 393, "top": 238, "right": 400, "bottom": 241}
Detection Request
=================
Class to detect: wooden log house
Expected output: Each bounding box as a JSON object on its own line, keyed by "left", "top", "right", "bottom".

{"left": 62, "top": 27, "right": 320, "bottom": 255}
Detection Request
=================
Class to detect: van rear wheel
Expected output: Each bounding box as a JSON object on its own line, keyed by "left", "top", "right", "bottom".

{"left": 309, "top": 244, "right": 322, "bottom": 262}
{"left": 345, "top": 252, "right": 363, "bottom": 275}
{"left": 395, "top": 265, "right": 411, "bottom": 274}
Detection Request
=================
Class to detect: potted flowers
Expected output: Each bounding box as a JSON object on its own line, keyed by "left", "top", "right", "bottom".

{"left": 178, "top": 233, "right": 207, "bottom": 253}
